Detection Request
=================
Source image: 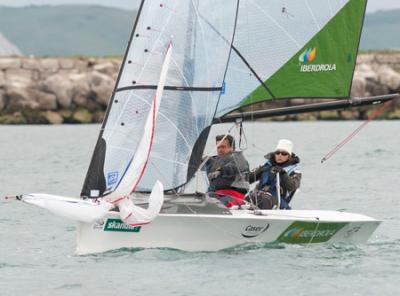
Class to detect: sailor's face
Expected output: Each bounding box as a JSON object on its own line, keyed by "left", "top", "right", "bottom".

{"left": 274, "top": 150, "right": 290, "bottom": 164}
{"left": 217, "top": 139, "right": 233, "bottom": 156}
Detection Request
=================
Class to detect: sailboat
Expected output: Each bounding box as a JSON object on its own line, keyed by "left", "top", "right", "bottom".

{"left": 11, "top": 0, "right": 398, "bottom": 254}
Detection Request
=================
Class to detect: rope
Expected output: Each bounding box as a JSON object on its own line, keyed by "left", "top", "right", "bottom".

{"left": 321, "top": 101, "right": 391, "bottom": 163}
{"left": 307, "top": 217, "right": 321, "bottom": 246}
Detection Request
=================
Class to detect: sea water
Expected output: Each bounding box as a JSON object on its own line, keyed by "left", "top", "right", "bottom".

{"left": 0, "top": 122, "right": 399, "bottom": 296}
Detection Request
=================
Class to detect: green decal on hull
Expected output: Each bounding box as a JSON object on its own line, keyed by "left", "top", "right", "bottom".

{"left": 104, "top": 218, "right": 142, "bottom": 233}
{"left": 277, "top": 221, "right": 347, "bottom": 244}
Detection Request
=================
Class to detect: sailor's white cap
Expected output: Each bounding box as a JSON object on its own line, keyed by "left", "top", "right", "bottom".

{"left": 275, "top": 139, "right": 293, "bottom": 155}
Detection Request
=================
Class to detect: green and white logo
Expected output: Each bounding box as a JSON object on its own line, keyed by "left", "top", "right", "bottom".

{"left": 277, "top": 221, "right": 347, "bottom": 243}
{"left": 300, "top": 63, "right": 337, "bottom": 73}
{"left": 104, "top": 218, "right": 142, "bottom": 233}
{"left": 299, "top": 47, "right": 337, "bottom": 73}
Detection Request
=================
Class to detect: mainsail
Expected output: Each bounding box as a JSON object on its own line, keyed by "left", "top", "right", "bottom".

{"left": 81, "top": 0, "right": 239, "bottom": 195}
{"left": 81, "top": 0, "right": 368, "bottom": 197}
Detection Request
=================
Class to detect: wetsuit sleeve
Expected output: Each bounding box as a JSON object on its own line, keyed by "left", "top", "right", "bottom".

{"left": 248, "top": 166, "right": 263, "bottom": 184}
{"left": 280, "top": 171, "right": 302, "bottom": 192}
{"left": 221, "top": 161, "right": 239, "bottom": 178}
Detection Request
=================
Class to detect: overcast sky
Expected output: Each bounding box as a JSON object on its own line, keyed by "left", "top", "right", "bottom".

{"left": 0, "top": 0, "right": 399, "bottom": 13}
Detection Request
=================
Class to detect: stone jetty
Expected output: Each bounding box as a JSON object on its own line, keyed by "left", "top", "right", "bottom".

{"left": 0, "top": 53, "right": 400, "bottom": 124}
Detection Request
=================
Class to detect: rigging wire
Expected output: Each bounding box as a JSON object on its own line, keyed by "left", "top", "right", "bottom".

{"left": 321, "top": 101, "right": 392, "bottom": 163}
{"left": 234, "top": 119, "right": 248, "bottom": 151}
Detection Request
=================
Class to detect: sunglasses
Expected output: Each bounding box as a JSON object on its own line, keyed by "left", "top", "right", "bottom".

{"left": 275, "top": 150, "right": 289, "bottom": 156}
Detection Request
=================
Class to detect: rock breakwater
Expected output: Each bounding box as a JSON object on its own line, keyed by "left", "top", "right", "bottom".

{"left": 0, "top": 53, "right": 399, "bottom": 124}
{"left": 0, "top": 56, "right": 119, "bottom": 124}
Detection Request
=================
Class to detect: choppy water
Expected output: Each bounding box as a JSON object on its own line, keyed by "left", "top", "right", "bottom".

{"left": 1, "top": 122, "right": 399, "bottom": 296}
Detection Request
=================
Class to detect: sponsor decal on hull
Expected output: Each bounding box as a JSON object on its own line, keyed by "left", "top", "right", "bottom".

{"left": 241, "top": 224, "right": 270, "bottom": 238}
{"left": 93, "top": 220, "right": 104, "bottom": 230}
{"left": 345, "top": 226, "right": 361, "bottom": 237}
{"left": 277, "top": 221, "right": 347, "bottom": 243}
{"left": 104, "top": 218, "right": 142, "bottom": 233}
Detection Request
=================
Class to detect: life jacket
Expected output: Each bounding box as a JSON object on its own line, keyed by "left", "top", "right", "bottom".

{"left": 259, "top": 160, "right": 298, "bottom": 207}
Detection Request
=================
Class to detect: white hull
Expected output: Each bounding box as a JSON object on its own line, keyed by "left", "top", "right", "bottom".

{"left": 76, "top": 209, "right": 380, "bottom": 255}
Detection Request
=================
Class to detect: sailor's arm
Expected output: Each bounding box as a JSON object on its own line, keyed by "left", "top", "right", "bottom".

{"left": 280, "top": 171, "right": 302, "bottom": 192}
{"left": 248, "top": 166, "right": 263, "bottom": 183}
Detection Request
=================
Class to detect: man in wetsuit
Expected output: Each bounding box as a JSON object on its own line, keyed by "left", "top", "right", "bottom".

{"left": 204, "top": 135, "right": 249, "bottom": 207}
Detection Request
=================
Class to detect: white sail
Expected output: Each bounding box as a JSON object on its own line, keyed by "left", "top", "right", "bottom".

{"left": 103, "top": 43, "right": 173, "bottom": 226}
{"left": 106, "top": 43, "right": 172, "bottom": 203}
{"left": 118, "top": 181, "right": 164, "bottom": 226}
{"left": 81, "top": 1, "right": 238, "bottom": 195}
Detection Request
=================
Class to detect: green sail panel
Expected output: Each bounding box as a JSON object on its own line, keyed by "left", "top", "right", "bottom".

{"left": 241, "top": 0, "right": 366, "bottom": 107}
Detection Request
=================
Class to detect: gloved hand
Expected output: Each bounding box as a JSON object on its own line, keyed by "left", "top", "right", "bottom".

{"left": 270, "top": 166, "right": 283, "bottom": 174}
{"left": 208, "top": 170, "right": 221, "bottom": 180}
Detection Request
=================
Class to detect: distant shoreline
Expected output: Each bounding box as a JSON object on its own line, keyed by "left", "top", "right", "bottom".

{"left": 0, "top": 53, "right": 399, "bottom": 124}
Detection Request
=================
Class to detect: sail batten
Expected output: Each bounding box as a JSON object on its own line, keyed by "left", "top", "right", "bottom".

{"left": 116, "top": 86, "right": 222, "bottom": 92}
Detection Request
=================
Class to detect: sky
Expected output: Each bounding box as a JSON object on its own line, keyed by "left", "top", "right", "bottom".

{"left": 0, "top": 0, "right": 399, "bottom": 13}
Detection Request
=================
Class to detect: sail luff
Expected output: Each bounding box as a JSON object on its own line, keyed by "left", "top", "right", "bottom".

{"left": 81, "top": 1, "right": 146, "bottom": 198}
{"left": 347, "top": 0, "right": 368, "bottom": 98}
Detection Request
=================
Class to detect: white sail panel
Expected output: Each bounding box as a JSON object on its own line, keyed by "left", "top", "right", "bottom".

{"left": 82, "top": 0, "right": 238, "bottom": 195}
{"left": 118, "top": 1, "right": 235, "bottom": 89}
{"left": 105, "top": 43, "right": 173, "bottom": 200}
